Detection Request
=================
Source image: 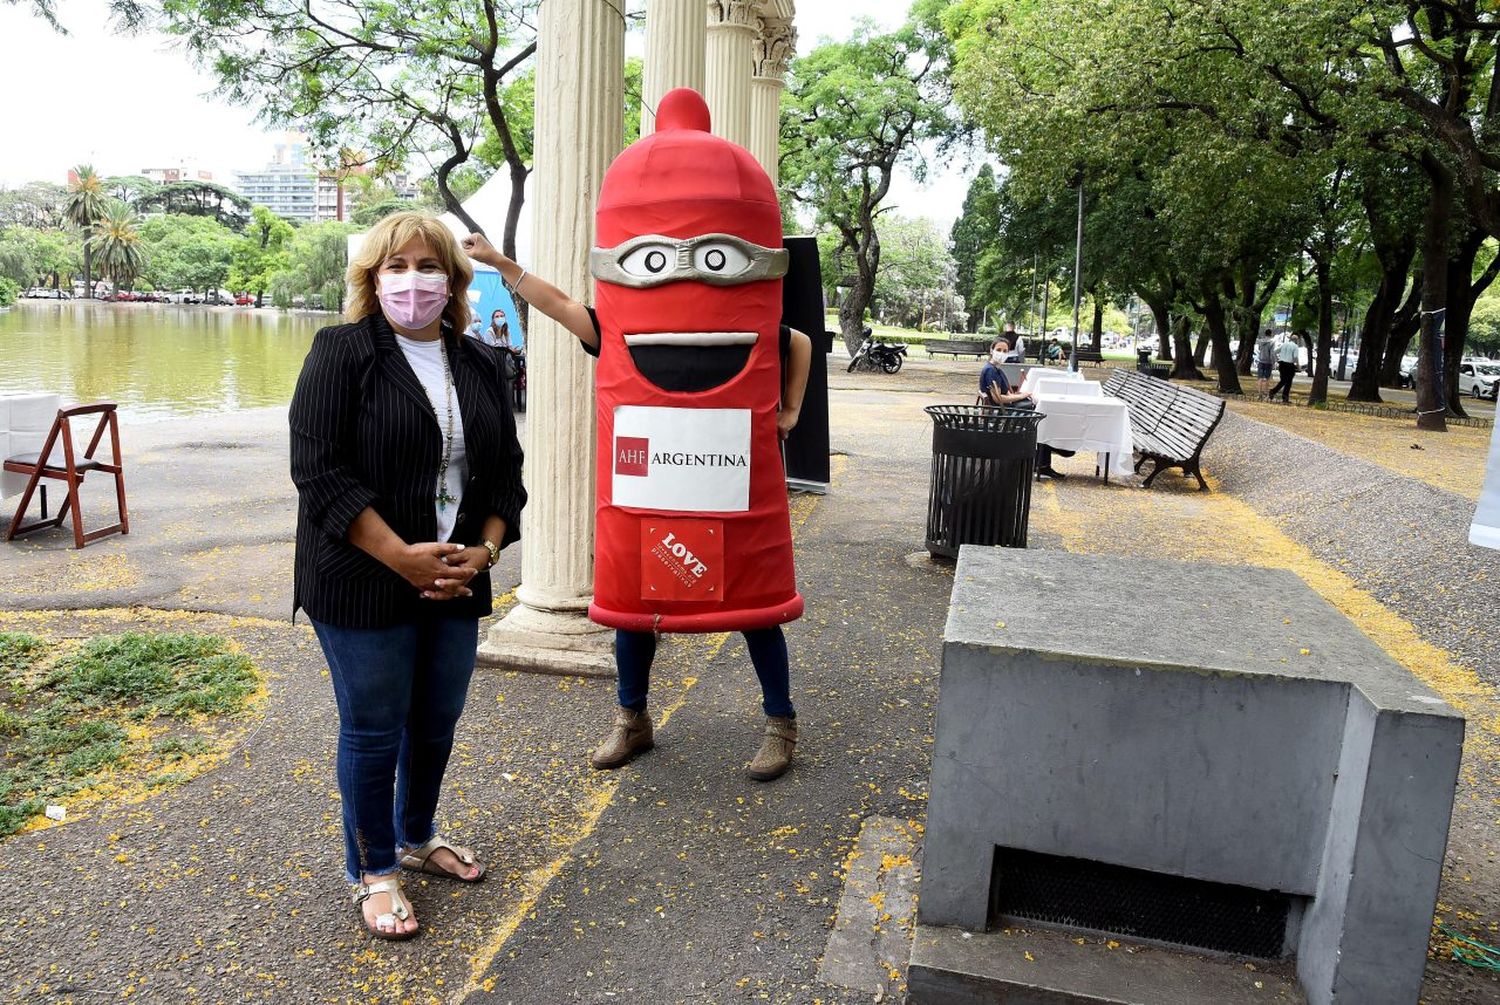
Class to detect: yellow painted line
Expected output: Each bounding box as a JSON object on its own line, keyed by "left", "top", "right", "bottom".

{"left": 1034, "top": 480, "right": 1499, "bottom": 747}
{"left": 456, "top": 780, "right": 618, "bottom": 999}
{"left": 457, "top": 486, "right": 826, "bottom": 998}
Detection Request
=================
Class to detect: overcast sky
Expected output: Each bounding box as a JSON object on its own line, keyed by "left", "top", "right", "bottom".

{"left": 0, "top": 0, "right": 978, "bottom": 228}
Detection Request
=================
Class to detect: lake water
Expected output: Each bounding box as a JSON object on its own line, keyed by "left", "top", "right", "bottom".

{"left": 0, "top": 301, "right": 325, "bottom": 422}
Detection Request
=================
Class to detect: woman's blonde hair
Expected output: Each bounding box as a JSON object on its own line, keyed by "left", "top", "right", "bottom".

{"left": 346, "top": 211, "right": 474, "bottom": 331}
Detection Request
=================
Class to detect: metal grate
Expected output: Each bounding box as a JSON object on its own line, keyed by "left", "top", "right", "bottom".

{"left": 990, "top": 848, "right": 1293, "bottom": 959}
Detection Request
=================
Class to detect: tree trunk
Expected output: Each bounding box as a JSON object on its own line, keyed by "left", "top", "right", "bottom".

{"left": 1192, "top": 328, "right": 1211, "bottom": 368}
{"left": 1439, "top": 227, "right": 1488, "bottom": 419}
{"left": 81, "top": 243, "right": 92, "bottom": 299}
{"left": 1349, "top": 243, "right": 1413, "bottom": 402}
{"left": 1416, "top": 154, "right": 1451, "bottom": 432}
{"left": 1309, "top": 259, "right": 1334, "bottom": 405}
{"left": 1232, "top": 270, "right": 1254, "bottom": 377}
{"left": 1170, "top": 315, "right": 1202, "bottom": 379}
{"left": 1145, "top": 298, "right": 1172, "bottom": 360}
{"left": 504, "top": 161, "right": 533, "bottom": 340}
{"left": 1380, "top": 275, "right": 1423, "bottom": 389}
{"left": 1201, "top": 291, "right": 1243, "bottom": 394}
{"left": 1091, "top": 296, "right": 1103, "bottom": 352}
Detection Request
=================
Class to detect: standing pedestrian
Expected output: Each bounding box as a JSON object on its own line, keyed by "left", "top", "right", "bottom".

{"left": 289, "top": 211, "right": 526, "bottom": 940}
{"left": 1255, "top": 328, "right": 1276, "bottom": 398}
{"left": 487, "top": 309, "right": 510, "bottom": 349}
{"left": 1268, "top": 331, "right": 1301, "bottom": 403}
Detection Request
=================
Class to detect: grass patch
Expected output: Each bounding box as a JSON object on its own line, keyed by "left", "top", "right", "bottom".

{"left": 0, "top": 630, "right": 260, "bottom": 838}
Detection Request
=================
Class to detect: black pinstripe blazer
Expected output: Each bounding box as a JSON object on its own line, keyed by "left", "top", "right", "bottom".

{"left": 289, "top": 312, "right": 526, "bottom": 628}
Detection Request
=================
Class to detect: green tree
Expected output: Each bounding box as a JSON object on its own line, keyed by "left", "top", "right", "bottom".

{"left": 782, "top": 0, "right": 960, "bottom": 353}
{"left": 90, "top": 201, "right": 147, "bottom": 294}
{"left": 269, "top": 220, "right": 358, "bottom": 311}
{"left": 229, "top": 206, "right": 294, "bottom": 307}
{"left": 0, "top": 227, "right": 40, "bottom": 287}
{"left": 136, "top": 181, "right": 252, "bottom": 231}
{"left": 876, "top": 215, "right": 966, "bottom": 330}
{"left": 949, "top": 164, "right": 1000, "bottom": 331}
{"left": 64, "top": 164, "right": 106, "bottom": 298}
{"left": 137, "top": 215, "right": 237, "bottom": 293}
{"left": 7, "top": 0, "right": 146, "bottom": 32}
{"left": 0, "top": 182, "right": 69, "bottom": 230}
{"left": 162, "top": 0, "right": 538, "bottom": 257}
{"left": 32, "top": 229, "right": 82, "bottom": 291}
{"left": 0, "top": 277, "right": 19, "bottom": 308}
{"left": 103, "top": 174, "right": 161, "bottom": 208}
{"left": 1469, "top": 295, "right": 1500, "bottom": 356}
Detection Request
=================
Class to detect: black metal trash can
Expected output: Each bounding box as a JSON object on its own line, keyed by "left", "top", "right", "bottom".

{"left": 924, "top": 405, "right": 1044, "bottom": 559}
{"left": 1137, "top": 347, "right": 1152, "bottom": 372}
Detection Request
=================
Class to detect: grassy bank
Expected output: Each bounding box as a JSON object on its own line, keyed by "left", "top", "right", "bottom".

{"left": 0, "top": 630, "right": 261, "bottom": 836}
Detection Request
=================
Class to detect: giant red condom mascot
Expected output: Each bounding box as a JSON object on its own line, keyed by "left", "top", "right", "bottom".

{"left": 587, "top": 88, "right": 804, "bottom": 634}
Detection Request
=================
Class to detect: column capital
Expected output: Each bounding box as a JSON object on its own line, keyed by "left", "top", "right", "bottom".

{"left": 753, "top": 14, "right": 796, "bottom": 80}
{"left": 707, "top": 0, "right": 758, "bottom": 31}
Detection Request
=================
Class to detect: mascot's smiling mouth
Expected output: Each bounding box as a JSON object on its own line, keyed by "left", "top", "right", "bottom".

{"left": 623, "top": 331, "right": 757, "bottom": 393}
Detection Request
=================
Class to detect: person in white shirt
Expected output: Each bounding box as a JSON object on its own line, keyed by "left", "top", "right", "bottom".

{"left": 1269, "top": 333, "right": 1302, "bottom": 403}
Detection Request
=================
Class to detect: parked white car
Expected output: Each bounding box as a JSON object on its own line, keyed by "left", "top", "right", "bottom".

{"left": 1458, "top": 360, "right": 1500, "bottom": 400}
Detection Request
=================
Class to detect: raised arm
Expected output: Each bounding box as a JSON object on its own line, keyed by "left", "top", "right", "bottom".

{"left": 461, "top": 232, "right": 598, "bottom": 350}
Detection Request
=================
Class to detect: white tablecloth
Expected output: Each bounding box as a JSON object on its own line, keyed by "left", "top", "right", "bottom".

{"left": 0, "top": 393, "right": 62, "bottom": 500}
{"left": 1033, "top": 392, "right": 1133, "bottom": 476}
{"left": 1034, "top": 377, "right": 1101, "bottom": 398}
{"left": 1021, "top": 368, "right": 1084, "bottom": 394}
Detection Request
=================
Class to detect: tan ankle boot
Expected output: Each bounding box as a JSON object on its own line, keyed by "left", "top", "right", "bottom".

{"left": 747, "top": 716, "right": 797, "bottom": 782}
{"left": 590, "top": 707, "right": 654, "bottom": 770}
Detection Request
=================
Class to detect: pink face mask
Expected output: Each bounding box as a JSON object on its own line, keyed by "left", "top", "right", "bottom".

{"left": 378, "top": 270, "right": 449, "bottom": 330}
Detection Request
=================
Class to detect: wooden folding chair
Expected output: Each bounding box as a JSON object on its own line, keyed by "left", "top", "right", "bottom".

{"left": 4, "top": 403, "right": 129, "bottom": 549}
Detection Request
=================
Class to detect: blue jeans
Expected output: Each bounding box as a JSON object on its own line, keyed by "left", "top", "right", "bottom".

{"left": 311, "top": 616, "right": 479, "bottom": 881}
{"left": 615, "top": 627, "right": 795, "bottom": 719}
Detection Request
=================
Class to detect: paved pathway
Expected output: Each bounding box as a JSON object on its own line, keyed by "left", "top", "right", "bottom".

{"left": 1, "top": 359, "right": 1496, "bottom": 1002}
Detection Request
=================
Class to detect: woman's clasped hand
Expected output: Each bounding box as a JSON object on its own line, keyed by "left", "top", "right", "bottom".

{"left": 388, "top": 540, "right": 484, "bottom": 600}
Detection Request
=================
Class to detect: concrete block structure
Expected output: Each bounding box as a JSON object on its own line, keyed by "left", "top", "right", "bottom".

{"left": 914, "top": 549, "right": 1464, "bottom": 1004}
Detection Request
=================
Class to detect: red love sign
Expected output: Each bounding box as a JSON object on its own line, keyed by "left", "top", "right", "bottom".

{"left": 640, "top": 519, "right": 724, "bottom": 602}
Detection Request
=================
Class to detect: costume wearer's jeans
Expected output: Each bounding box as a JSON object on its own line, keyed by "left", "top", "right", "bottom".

{"left": 615, "top": 627, "right": 795, "bottom": 719}
{"left": 311, "top": 616, "right": 478, "bottom": 882}
{"left": 1270, "top": 361, "right": 1297, "bottom": 401}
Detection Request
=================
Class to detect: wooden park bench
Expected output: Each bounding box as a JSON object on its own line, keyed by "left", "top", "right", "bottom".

{"left": 1072, "top": 348, "right": 1105, "bottom": 366}
{"left": 925, "top": 338, "right": 992, "bottom": 360}
{"left": 1100, "top": 369, "right": 1225, "bottom": 491}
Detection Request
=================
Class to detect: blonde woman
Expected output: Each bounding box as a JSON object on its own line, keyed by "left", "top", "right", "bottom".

{"left": 289, "top": 212, "right": 526, "bottom": 939}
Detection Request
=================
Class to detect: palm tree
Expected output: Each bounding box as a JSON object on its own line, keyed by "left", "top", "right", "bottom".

{"left": 91, "top": 201, "right": 146, "bottom": 297}
{"left": 64, "top": 165, "right": 107, "bottom": 298}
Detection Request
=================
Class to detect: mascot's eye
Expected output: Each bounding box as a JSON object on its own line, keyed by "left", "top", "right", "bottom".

{"left": 693, "top": 242, "right": 751, "bottom": 275}
{"left": 620, "top": 244, "right": 676, "bottom": 277}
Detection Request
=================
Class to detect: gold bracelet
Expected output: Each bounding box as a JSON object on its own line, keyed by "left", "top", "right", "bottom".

{"left": 482, "top": 538, "right": 500, "bottom": 568}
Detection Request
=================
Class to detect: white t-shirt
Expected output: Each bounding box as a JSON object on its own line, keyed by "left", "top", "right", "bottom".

{"left": 396, "top": 334, "right": 468, "bottom": 542}
{"left": 1277, "top": 339, "right": 1301, "bottom": 364}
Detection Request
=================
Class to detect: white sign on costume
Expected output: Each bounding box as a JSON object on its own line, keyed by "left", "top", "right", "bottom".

{"left": 611, "top": 406, "right": 752, "bottom": 513}
{"left": 1470, "top": 419, "right": 1500, "bottom": 551}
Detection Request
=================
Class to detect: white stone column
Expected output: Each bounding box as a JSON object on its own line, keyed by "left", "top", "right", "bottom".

{"left": 641, "top": 0, "right": 706, "bottom": 136}
{"left": 477, "top": 0, "right": 625, "bottom": 677}
{"left": 704, "top": 0, "right": 757, "bottom": 148}
{"left": 749, "top": 15, "right": 794, "bottom": 183}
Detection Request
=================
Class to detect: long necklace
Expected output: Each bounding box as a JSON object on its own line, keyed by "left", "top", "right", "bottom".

{"left": 431, "top": 338, "right": 458, "bottom": 511}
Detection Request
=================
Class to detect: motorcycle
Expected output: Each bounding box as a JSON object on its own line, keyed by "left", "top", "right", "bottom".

{"left": 847, "top": 329, "right": 909, "bottom": 374}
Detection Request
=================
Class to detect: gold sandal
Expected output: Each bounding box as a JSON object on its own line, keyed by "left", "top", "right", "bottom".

{"left": 400, "top": 835, "right": 485, "bottom": 883}
{"left": 352, "top": 875, "right": 418, "bottom": 941}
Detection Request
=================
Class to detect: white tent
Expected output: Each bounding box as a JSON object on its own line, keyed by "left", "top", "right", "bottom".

{"left": 435, "top": 170, "right": 534, "bottom": 262}
{"left": 346, "top": 170, "right": 534, "bottom": 347}
{"left": 347, "top": 169, "right": 534, "bottom": 266}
